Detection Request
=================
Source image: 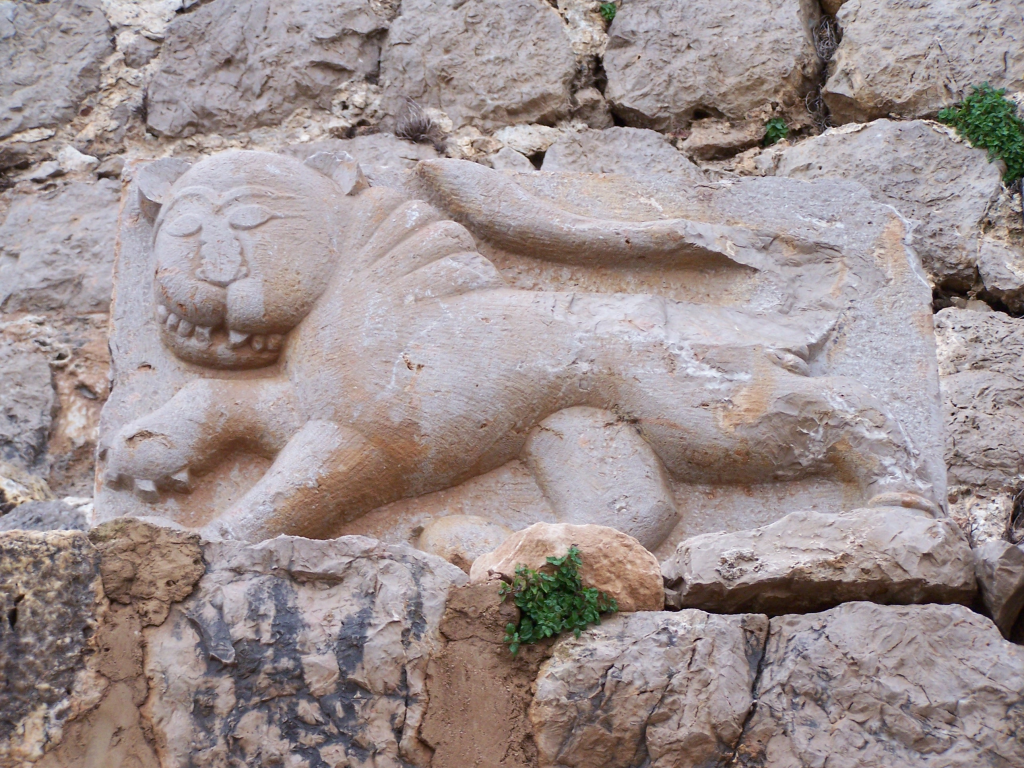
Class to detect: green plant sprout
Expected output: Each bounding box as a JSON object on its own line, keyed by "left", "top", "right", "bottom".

{"left": 763, "top": 117, "right": 789, "bottom": 146}
{"left": 499, "top": 545, "right": 618, "bottom": 655}
{"left": 599, "top": 2, "right": 617, "bottom": 23}
{"left": 938, "top": 84, "right": 1024, "bottom": 185}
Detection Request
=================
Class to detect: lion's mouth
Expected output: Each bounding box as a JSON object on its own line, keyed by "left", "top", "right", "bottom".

{"left": 155, "top": 300, "right": 283, "bottom": 369}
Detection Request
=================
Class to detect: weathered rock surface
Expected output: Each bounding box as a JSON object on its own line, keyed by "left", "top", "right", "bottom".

{"left": 974, "top": 538, "right": 1024, "bottom": 638}
{"left": 976, "top": 237, "right": 1024, "bottom": 314}
{"left": 90, "top": 517, "right": 204, "bottom": 627}
{"left": 415, "top": 514, "right": 513, "bottom": 573}
{"left": 0, "top": 313, "right": 112, "bottom": 496}
{"left": 542, "top": 127, "right": 705, "bottom": 180}
{"left": 530, "top": 610, "right": 769, "bottom": 768}
{"left": 144, "top": 535, "right": 466, "bottom": 767}
{"left": 0, "top": 339, "right": 55, "bottom": 474}
{"left": 380, "top": 0, "right": 577, "bottom": 132}
{"left": 146, "top": 0, "right": 388, "bottom": 137}
{"left": 757, "top": 120, "right": 1004, "bottom": 289}
{"left": 662, "top": 507, "right": 976, "bottom": 615}
{"left": 824, "top": 0, "right": 1024, "bottom": 124}
{"left": 0, "top": 179, "right": 121, "bottom": 314}
{"left": 604, "top": 0, "right": 821, "bottom": 130}
{"left": 734, "top": 602, "right": 1024, "bottom": 767}
{"left": 471, "top": 523, "right": 664, "bottom": 612}
{"left": 0, "top": 530, "right": 102, "bottom": 765}
{"left": 422, "top": 581, "right": 553, "bottom": 768}
{"left": 0, "top": 498, "right": 89, "bottom": 532}
{"left": 0, "top": 0, "right": 113, "bottom": 139}
{"left": 936, "top": 308, "right": 1024, "bottom": 542}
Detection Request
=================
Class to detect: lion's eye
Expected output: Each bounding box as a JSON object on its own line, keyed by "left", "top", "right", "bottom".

{"left": 228, "top": 205, "right": 275, "bottom": 230}
{"left": 164, "top": 215, "right": 202, "bottom": 237}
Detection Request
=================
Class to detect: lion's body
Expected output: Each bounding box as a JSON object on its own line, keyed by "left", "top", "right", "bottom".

{"left": 103, "top": 151, "right": 936, "bottom": 545}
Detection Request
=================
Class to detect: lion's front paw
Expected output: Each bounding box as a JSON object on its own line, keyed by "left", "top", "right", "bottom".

{"left": 102, "top": 423, "right": 195, "bottom": 502}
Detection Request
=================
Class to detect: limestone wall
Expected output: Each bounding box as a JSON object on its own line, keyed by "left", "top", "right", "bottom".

{"left": 3, "top": 0, "right": 1024, "bottom": 765}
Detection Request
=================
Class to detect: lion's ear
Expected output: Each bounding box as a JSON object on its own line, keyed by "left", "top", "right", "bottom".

{"left": 137, "top": 158, "right": 192, "bottom": 221}
{"left": 304, "top": 151, "right": 369, "bottom": 196}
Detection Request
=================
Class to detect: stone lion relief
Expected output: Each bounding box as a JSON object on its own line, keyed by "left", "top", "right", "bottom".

{"left": 97, "top": 149, "right": 946, "bottom": 557}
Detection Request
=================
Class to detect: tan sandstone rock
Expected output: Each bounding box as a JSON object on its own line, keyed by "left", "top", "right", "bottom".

{"left": 734, "top": 602, "right": 1024, "bottom": 767}
{"left": 756, "top": 120, "right": 1004, "bottom": 289}
{"left": 530, "top": 610, "right": 769, "bottom": 768}
{"left": 824, "top": 0, "right": 1024, "bottom": 124}
{"left": 421, "top": 581, "right": 553, "bottom": 768}
{"left": 470, "top": 522, "right": 664, "bottom": 612}
{"left": 661, "top": 507, "right": 976, "bottom": 615}
{"left": 604, "top": 0, "right": 821, "bottom": 130}
{"left": 380, "top": 0, "right": 577, "bottom": 132}
{"left": 88, "top": 517, "right": 205, "bottom": 627}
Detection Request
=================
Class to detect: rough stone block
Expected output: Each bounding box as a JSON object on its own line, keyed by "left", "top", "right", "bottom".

{"left": 661, "top": 507, "right": 976, "bottom": 615}
{"left": 0, "top": 0, "right": 112, "bottom": 139}
{"left": 604, "top": 0, "right": 821, "bottom": 130}
{"left": 542, "top": 127, "right": 705, "bottom": 180}
{"left": 936, "top": 307, "right": 1024, "bottom": 543}
{"left": 146, "top": 0, "right": 388, "bottom": 137}
{"left": 757, "top": 119, "right": 1004, "bottom": 289}
{"left": 143, "top": 535, "right": 466, "bottom": 767}
{"left": 0, "top": 530, "right": 102, "bottom": 765}
{"left": 471, "top": 522, "right": 665, "bottom": 612}
{"left": 380, "top": 0, "right": 577, "bottom": 132}
{"left": 824, "top": 0, "right": 1024, "bottom": 123}
{"left": 974, "top": 538, "right": 1024, "bottom": 637}
{"left": 530, "top": 610, "right": 769, "bottom": 768}
{"left": 734, "top": 602, "right": 1024, "bottom": 767}
{"left": 0, "top": 179, "right": 121, "bottom": 314}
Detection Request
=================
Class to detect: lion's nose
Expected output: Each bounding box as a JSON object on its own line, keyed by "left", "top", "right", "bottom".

{"left": 196, "top": 223, "right": 246, "bottom": 287}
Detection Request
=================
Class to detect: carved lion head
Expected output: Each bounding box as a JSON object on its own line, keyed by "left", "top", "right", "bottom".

{"left": 138, "top": 150, "right": 360, "bottom": 369}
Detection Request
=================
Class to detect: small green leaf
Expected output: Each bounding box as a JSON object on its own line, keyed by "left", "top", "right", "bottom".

{"left": 499, "top": 545, "right": 618, "bottom": 654}
{"left": 599, "top": 2, "right": 617, "bottom": 22}
{"left": 763, "top": 117, "right": 789, "bottom": 147}
{"left": 938, "top": 83, "right": 1024, "bottom": 184}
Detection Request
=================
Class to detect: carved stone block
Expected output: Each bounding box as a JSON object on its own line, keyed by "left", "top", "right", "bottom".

{"left": 97, "top": 149, "right": 946, "bottom": 558}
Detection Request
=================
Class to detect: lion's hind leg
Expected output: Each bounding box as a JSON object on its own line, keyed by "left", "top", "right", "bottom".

{"left": 521, "top": 407, "right": 679, "bottom": 551}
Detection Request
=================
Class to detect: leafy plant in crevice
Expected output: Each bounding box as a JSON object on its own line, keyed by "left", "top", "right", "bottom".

{"left": 938, "top": 84, "right": 1024, "bottom": 185}
{"left": 599, "top": 2, "right": 617, "bottom": 23}
{"left": 499, "top": 545, "right": 618, "bottom": 655}
{"left": 763, "top": 117, "right": 789, "bottom": 147}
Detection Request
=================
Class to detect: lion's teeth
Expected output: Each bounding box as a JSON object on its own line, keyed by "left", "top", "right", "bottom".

{"left": 251, "top": 335, "right": 266, "bottom": 351}
{"left": 194, "top": 325, "right": 212, "bottom": 344}
{"left": 166, "top": 312, "right": 180, "bottom": 330}
{"left": 177, "top": 319, "right": 194, "bottom": 337}
{"left": 133, "top": 478, "right": 159, "bottom": 503}
{"left": 228, "top": 330, "right": 250, "bottom": 348}
{"left": 156, "top": 305, "right": 168, "bottom": 323}
{"left": 267, "top": 334, "right": 283, "bottom": 351}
